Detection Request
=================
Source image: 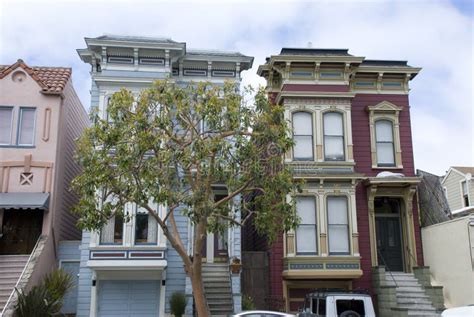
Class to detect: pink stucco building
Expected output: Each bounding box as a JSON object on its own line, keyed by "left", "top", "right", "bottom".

{"left": 0, "top": 59, "right": 88, "bottom": 316}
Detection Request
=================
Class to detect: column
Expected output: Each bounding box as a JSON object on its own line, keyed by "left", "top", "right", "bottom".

{"left": 101, "top": 46, "right": 107, "bottom": 70}
{"left": 133, "top": 48, "right": 139, "bottom": 70}
{"left": 165, "top": 49, "right": 170, "bottom": 68}
{"left": 207, "top": 61, "right": 212, "bottom": 78}
{"left": 236, "top": 62, "right": 241, "bottom": 80}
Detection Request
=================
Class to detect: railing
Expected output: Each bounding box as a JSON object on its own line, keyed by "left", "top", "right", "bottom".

{"left": 406, "top": 246, "right": 418, "bottom": 270}
{"left": 377, "top": 248, "right": 397, "bottom": 287}
{"left": 0, "top": 236, "right": 44, "bottom": 317}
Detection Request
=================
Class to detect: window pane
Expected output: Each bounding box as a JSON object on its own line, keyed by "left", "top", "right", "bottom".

{"left": 114, "top": 215, "right": 124, "bottom": 243}
{"left": 324, "top": 136, "right": 344, "bottom": 161}
{"left": 376, "top": 143, "right": 395, "bottom": 165}
{"left": 324, "top": 112, "right": 343, "bottom": 136}
{"left": 327, "top": 197, "right": 348, "bottom": 225}
{"left": 296, "top": 225, "right": 317, "bottom": 253}
{"left": 328, "top": 226, "right": 349, "bottom": 253}
{"left": 18, "top": 108, "right": 35, "bottom": 145}
{"left": 135, "top": 209, "right": 158, "bottom": 244}
{"left": 462, "top": 181, "right": 467, "bottom": 195}
{"left": 0, "top": 108, "right": 13, "bottom": 144}
{"left": 375, "top": 120, "right": 393, "bottom": 142}
{"left": 293, "top": 112, "right": 312, "bottom": 135}
{"left": 100, "top": 215, "right": 123, "bottom": 244}
{"left": 294, "top": 135, "right": 313, "bottom": 159}
{"left": 296, "top": 197, "right": 316, "bottom": 224}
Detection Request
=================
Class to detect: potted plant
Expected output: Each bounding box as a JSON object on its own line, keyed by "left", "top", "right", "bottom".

{"left": 230, "top": 256, "right": 242, "bottom": 274}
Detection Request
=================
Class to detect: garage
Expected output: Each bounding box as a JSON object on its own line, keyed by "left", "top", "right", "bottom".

{"left": 97, "top": 280, "right": 161, "bottom": 317}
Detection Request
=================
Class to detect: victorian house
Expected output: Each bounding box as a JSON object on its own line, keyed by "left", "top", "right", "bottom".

{"left": 0, "top": 60, "right": 88, "bottom": 316}
{"left": 245, "top": 48, "right": 445, "bottom": 316}
{"left": 76, "top": 35, "right": 253, "bottom": 316}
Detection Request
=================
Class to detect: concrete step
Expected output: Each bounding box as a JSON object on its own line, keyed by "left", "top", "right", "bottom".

{"left": 399, "top": 304, "right": 436, "bottom": 311}
{"left": 204, "top": 281, "right": 231, "bottom": 287}
{"left": 206, "top": 293, "right": 232, "bottom": 299}
{"left": 398, "top": 297, "right": 433, "bottom": 305}
{"left": 386, "top": 281, "right": 421, "bottom": 287}
{"left": 396, "top": 286, "right": 425, "bottom": 293}
{"left": 205, "top": 287, "right": 232, "bottom": 294}
{"left": 203, "top": 276, "right": 230, "bottom": 282}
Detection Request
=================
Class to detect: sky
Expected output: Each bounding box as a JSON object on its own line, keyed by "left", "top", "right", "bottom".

{"left": 0, "top": 0, "right": 472, "bottom": 175}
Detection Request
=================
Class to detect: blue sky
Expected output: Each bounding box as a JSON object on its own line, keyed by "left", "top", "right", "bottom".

{"left": 0, "top": 0, "right": 472, "bottom": 175}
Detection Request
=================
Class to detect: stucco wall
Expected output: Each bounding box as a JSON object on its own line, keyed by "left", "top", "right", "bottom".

{"left": 422, "top": 215, "right": 474, "bottom": 307}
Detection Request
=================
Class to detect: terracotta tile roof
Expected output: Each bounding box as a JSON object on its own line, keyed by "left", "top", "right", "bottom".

{"left": 0, "top": 59, "right": 71, "bottom": 94}
{"left": 452, "top": 166, "right": 474, "bottom": 175}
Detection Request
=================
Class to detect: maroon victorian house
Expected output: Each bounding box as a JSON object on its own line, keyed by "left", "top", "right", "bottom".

{"left": 243, "top": 48, "right": 445, "bottom": 316}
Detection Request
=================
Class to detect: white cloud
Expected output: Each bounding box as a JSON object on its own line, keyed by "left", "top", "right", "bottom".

{"left": 0, "top": 0, "right": 472, "bottom": 174}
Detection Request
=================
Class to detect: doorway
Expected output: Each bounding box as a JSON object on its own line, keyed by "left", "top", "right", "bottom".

{"left": 375, "top": 198, "right": 404, "bottom": 272}
{"left": 0, "top": 209, "right": 43, "bottom": 254}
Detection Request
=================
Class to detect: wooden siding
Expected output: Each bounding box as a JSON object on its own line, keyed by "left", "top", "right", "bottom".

{"left": 351, "top": 94, "right": 415, "bottom": 177}
{"left": 76, "top": 232, "right": 93, "bottom": 317}
{"left": 164, "top": 206, "right": 188, "bottom": 313}
{"left": 268, "top": 235, "right": 284, "bottom": 301}
{"left": 57, "top": 82, "right": 89, "bottom": 241}
{"left": 443, "top": 170, "right": 467, "bottom": 211}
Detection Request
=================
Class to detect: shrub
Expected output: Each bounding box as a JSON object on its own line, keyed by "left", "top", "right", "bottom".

{"left": 14, "top": 269, "right": 73, "bottom": 317}
{"left": 242, "top": 294, "right": 256, "bottom": 311}
{"left": 170, "top": 292, "right": 187, "bottom": 317}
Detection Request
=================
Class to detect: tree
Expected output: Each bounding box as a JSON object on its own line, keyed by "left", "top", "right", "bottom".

{"left": 72, "top": 80, "right": 298, "bottom": 317}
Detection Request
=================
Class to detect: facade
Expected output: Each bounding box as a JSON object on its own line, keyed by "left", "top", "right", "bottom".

{"left": 441, "top": 166, "right": 474, "bottom": 212}
{"left": 0, "top": 60, "right": 88, "bottom": 316}
{"left": 247, "top": 48, "right": 444, "bottom": 315}
{"left": 76, "top": 35, "right": 253, "bottom": 317}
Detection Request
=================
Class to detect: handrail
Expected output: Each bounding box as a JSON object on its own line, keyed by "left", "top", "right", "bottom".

{"left": 406, "top": 246, "right": 418, "bottom": 269}
{"left": 377, "top": 248, "right": 397, "bottom": 288}
{"left": 0, "top": 236, "right": 44, "bottom": 317}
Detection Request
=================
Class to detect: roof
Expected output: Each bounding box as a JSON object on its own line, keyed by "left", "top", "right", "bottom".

{"left": 0, "top": 192, "right": 50, "bottom": 210}
{"left": 92, "top": 34, "right": 180, "bottom": 44}
{"left": 452, "top": 166, "right": 474, "bottom": 175}
{"left": 361, "top": 59, "right": 409, "bottom": 67}
{"left": 0, "top": 59, "right": 71, "bottom": 94}
{"left": 280, "top": 48, "right": 352, "bottom": 56}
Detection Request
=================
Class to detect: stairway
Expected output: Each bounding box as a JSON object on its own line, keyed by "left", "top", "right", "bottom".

{"left": 385, "top": 272, "right": 440, "bottom": 316}
{"left": 0, "top": 255, "right": 29, "bottom": 313}
{"left": 202, "top": 263, "right": 234, "bottom": 316}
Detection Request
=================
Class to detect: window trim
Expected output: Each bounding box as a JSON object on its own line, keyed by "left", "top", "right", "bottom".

{"left": 17, "top": 107, "right": 36, "bottom": 146}
{"left": 292, "top": 111, "right": 314, "bottom": 161}
{"left": 295, "top": 195, "right": 318, "bottom": 255}
{"left": 323, "top": 111, "right": 345, "bottom": 161}
{"left": 0, "top": 106, "right": 14, "bottom": 145}
{"left": 367, "top": 101, "right": 403, "bottom": 169}
{"left": 461, "top": 180, "right": 470, "bottom": 207}
{"left": 326, "top": 196, "right": 351, "bottom": 255}
{"left": 375, "top": 119, "right": 396, "bottom": 167}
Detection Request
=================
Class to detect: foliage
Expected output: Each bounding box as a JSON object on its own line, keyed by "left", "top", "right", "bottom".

{"left": 72, "top": 80, "right": 299, "bottom": 315}
{"left": 170, "top": 292, "right": 188, "bottom": 317}
{"left": 14, "top": 269, "right": 73, "bottom": 317}
{"left": 242, "top": 294, "right": 256, "bottom": 311}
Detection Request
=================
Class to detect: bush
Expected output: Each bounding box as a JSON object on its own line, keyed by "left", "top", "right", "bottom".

{"left": 242, "top": 294, "right": 256, "bottom": 310}
{"left": 14, "top": 269, "right": 73, "bottom": 317}
{"left": 170, "top": 292, "right": 187, "bottom": 317}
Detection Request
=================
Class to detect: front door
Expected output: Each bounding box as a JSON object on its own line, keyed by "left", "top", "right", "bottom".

{"left": 0, "top": 209, "right": 43, "bottom": 254}
{"left": 375, "top": 198, "right": 404, "bottom": 272}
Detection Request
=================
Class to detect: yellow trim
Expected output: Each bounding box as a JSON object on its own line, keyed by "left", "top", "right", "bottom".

{"left": 283, "top": 269, "right": 363, "bottom": 279}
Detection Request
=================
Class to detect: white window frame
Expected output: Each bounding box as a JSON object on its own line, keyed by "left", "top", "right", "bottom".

{"left": 292, "top": 111, "right": 314, "bottom": 161}
{"left": 375, "top": 119, "right": 396, "bottom": 167}
{"left": 295, "top": 196, "right": 318, "bottom": 255}
{"left": 17, "top": 107, "right": 36, "bottom": 146}
{"left": 0, "top": 106, "right": 14, "bottom": 145}
{"left": 327, "top": 196, "right": 350, "bottom": 255}
{"left": 461, "top": 180, "right": 470, "bottom": 207}
{"left": 323, "top": 111, "right": 345, "bottom": 161}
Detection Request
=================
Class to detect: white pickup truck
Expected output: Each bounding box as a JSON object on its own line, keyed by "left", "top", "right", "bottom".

{"left": 296, "top": 290, "right": 376, "bottom": 317}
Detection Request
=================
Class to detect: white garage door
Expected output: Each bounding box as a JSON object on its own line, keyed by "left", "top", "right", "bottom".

{"left": 98, "top": 280, "right": 160, "bottom": 317}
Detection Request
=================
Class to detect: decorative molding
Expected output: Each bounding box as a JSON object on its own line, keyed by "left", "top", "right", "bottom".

{"left": 42, "top": 108, "right": 51, "bottom": 142}
{"left": 286, "top": 98, "right": 351, "bottom": 106}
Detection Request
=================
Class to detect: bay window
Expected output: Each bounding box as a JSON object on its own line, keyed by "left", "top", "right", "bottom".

{"left": 100, "top": 214, "right": 124, "bottom": 245}
{"left": 327, "top": 196, "right": 350, "bottom": 255}
{"left": 375, "top": 120, "right": 395, "bottom": 167}
{"left": 295, "top": 196, "right": 317, "bottom": 254}
{"left": 323, "top": 112, "right": 344, "bottom": 161}
{"left": 135, "top": 206, "right": 158, "bottom": 245}
{"left": 293, "top": 112, "right": 313, "bottom": 160}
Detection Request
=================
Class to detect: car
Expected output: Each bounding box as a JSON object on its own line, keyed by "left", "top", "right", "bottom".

{"left": 296, "top": 289, "right": 376, "bottom": 317}
{"left": 441, "top": 305, "right": 474, "bottom": 316}
{"left": 233, "top": 311, "right": 296, "bottom": 317}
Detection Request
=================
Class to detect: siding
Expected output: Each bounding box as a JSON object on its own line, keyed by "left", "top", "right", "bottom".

{"left": 443, "top": 170, "right": 466, "bottom": 211}
{"left": 76, "top": 231, "right": 93, "bottom": 317}
{"left": 351, "top": 94, "right": 415, "bottom": 177}
{"left": 58, "top": 82, "right": 89, "bottom": 240}
{"left": 164, "top": 206, "right": 188, "bottom": 313}
{"left": 58, "top": 241, "right": 81, "bottom": 315}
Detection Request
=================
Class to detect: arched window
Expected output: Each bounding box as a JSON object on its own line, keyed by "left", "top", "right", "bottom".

{"left": 292, "top": 112, "right": 313, "bottom": 160}
{"left": 323, "top": 112, "right": 344, "bottom": 161}
{"left": 375, "top": 120, "right": 395, "bottom": 166}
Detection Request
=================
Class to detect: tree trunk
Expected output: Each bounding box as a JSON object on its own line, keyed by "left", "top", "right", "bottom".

{"left": 190, "top": 261, "right": 209, "bottom": 317}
